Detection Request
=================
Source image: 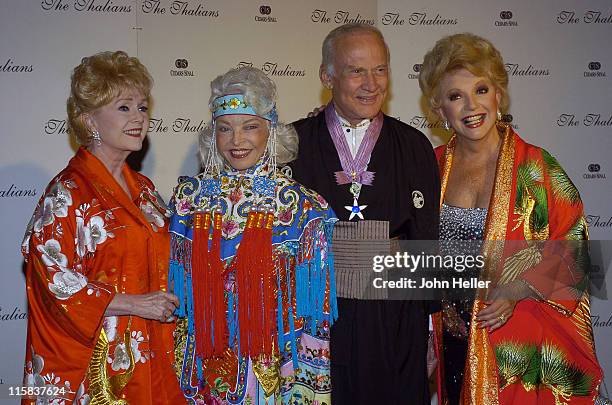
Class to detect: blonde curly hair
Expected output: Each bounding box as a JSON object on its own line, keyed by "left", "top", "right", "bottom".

{"left": 419, "top": 33, "right": 509, "bottom": 118}
{"left": 67, "top": 51, "right": 153, "bottom": 144}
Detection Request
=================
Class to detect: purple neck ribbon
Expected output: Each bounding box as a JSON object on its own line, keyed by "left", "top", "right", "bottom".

{"left": 325, "top": 103, "right": 383, "bottom": 186}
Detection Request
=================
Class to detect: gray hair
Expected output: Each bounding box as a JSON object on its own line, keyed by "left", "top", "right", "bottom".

{"left": 322, "top": 23, "right": 390, "bottom": 76}
{"left": 199, "top": 66, "right": 298, "bottom": 166}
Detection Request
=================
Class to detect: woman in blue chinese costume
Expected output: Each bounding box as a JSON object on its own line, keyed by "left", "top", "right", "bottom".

{"left": 169, "top": 66, "right": 338, "bottom": 405}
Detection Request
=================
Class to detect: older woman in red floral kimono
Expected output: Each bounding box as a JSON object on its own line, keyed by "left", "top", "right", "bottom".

{"left": 21, "top": 51, "right": 183, "bottom": 404}
{"left": 419, "top": 33, "right": 604, "bottom": 404}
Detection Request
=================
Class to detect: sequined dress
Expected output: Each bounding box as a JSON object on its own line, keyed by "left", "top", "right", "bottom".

{"left": 439, "top": 203, "right": 487, "bottom": 405}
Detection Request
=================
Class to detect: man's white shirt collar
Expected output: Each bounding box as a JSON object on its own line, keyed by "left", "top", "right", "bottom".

{"left": 335, "top": 111, "right": 373, "bottom": 158}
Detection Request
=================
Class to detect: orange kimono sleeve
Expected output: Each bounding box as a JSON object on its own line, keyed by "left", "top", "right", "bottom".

{"left": 22, "top": 175, "right": 115, "bottom": 400}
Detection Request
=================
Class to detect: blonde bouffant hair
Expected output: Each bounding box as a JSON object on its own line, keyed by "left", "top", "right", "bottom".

{"left": 419, "top": 33, "right": 509, "bottom": 117}
{"left": 67, "top": 51, "right": 153, "bottom": 144}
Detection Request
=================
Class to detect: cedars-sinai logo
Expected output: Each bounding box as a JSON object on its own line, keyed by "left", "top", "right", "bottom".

{"left": 583, "top": 163, "right": 606, "bottom": 180}
{"left": 381, "top": 11, "right": 458, "bottom": 26}
{"left": 408, "top": 64, "right": 421, "bottom": 80}
{"left": 495, "top": 10, "right": 518, "bottom": 27}
{"left": 237, "top": 61, "right": 305, "bottom": 77}
{"left": 142, "top": 0, "right": 219, "bottom": 17}
{"left": 256, "top": 5, "right": 276, "bottom": 22}
{"left": 584, "top": 61, "right": 606, "bottom": 78}
{"left": 504, "top": 63, "right": 550, "bottom": 77}
{"left": 41, "top": 0, "right": 132, "bottom": 12}
{"left": 1, "top": 58, "right": 33, "bottom": 73}
{"left": 170, "top": 58, "right": 195, "bottom": 77}
{"left": 311, "top": 9, "right": 375, "bottom": 25}
{"left": 255, "top": 5, "right": 276, "bottom": 22}
{"left": 557, "top": 10, "right": 612, "bottom": 24}
{"left": 500, "top": 114, "right": 519, "bottom": 130}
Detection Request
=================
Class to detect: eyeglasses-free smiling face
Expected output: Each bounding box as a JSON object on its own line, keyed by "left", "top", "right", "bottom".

{"left": 321, "top": 31, "right": 389, "bottom": 125}
{"left": 436, "top": 68, "right": 501, "bottom": 144}
{"left": 86, "top": 88, "right": 149, "bottom": 160}
{"left": 215, "top": 115, "right": 270, "bottom": 171}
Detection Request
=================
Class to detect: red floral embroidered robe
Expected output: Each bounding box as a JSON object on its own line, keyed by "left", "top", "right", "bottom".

{"left": 21, "top": 148, "right": 183, "bottom": 404}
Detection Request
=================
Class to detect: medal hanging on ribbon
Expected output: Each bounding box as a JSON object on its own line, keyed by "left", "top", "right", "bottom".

{"left": 325, "top": 103, "right": 383, "bottom": 220}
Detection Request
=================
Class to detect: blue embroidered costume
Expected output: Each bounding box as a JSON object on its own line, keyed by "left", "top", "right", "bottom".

{"left": 169, "top": 160, "right": 337, "bottom": 404}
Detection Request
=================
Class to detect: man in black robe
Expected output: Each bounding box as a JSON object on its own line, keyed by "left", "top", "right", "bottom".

{"left": 290, "top": 23, "right": 440, "bottom": 404}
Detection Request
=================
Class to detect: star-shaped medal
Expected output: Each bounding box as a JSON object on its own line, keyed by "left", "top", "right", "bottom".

{"left": 345, "top": 198, "right": 367, "bottom": 220}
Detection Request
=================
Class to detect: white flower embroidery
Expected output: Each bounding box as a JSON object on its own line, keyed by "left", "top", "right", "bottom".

{"left": 110, "top": 342, "right": 131, "bottom": 371}
{"left": 34, "top": 197, "right": 56, "bottom": 233}
{"left": 108, "top": 330, "right": 148, "bottom": 370}
{"left": 48, "top": 268, "right": 88, "bottom": 300}
{"left": 73, "top": 380, "right": 90, "bottom": 405}
{"left": 75, "top": 217, "right": 87, "bottom": 259}
{"left": 25, "top": 347, "right": 74, "bottom": 404}
{"left": 130, "top": 330, "right": 146, "bottom": 364}
{"left": 25, "top": 350, "right": 46, "bottom": 388}
{"left": 103, "top": 316, "right": 118, "bottom": 342}
{"left": 33, "top": 182, "right": 73, "bottom": 232}
{"left": 75, "top": 215, "right": 108, "bottom": 257}
{"left": 140, "top": 201, "right": 165, "bottom": 231}
{"left": 86, "top": 216, "right": 108, "bottom": 249}
{"left": 37, "top": 239, "right": 68, "bottom": 268}
{"left": 42, "top": 373, "right": 72, "bottom": 404}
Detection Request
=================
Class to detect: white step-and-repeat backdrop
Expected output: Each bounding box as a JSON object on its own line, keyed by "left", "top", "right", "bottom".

{"left": 1, "top": 0, "right": 610, "bottom": 402}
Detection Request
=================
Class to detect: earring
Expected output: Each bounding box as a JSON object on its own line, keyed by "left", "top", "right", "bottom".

{"left": 267, "top": 123, "right": 278, "bottom": 174}
{"left": 497, "top": 110, "right": 502, "bottom": 121}
{"left": 443, "top": 120, "right": 450, "bottom": 131}
{"left": 204, "top": 121, "right": 221, "bottom": 177}
{"left": 91, "top": 130, "right": 101, "bottom": 146}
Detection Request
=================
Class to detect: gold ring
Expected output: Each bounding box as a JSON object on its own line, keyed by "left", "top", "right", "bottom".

{"left": 499, "top": 313, "right": 506, "bottom": 323}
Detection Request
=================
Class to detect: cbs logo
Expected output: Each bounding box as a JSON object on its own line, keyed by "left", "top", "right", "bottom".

{"left": 500, "top": 11, "right": 513, "bottom": 20}
{"left": 588, "top": 62, "right": 601, "bottom": 71}
{"left": 501, "top": 114, "right": 513, "bottom": 123}
{"left": 412, "top": 64, "right": 422, "bottom": 73}
{"left": 259, "top": 5, "right": 271, "bottom": 15}
{"left": 588, "top": 164, "right": 601, "bottom": 173}
{"left": 175, "top": 59, "right": 188, "bottom": 69}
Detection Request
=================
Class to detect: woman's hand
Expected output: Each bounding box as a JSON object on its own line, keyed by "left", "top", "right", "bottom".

{"left": 105, "top": 291, "right": 179, "bottom": 323}
{"left": 476, "top": 280, "right": 534, "bottom": 331}
{"left": 475, "top": 287, "right": 517, "bottom": 332}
